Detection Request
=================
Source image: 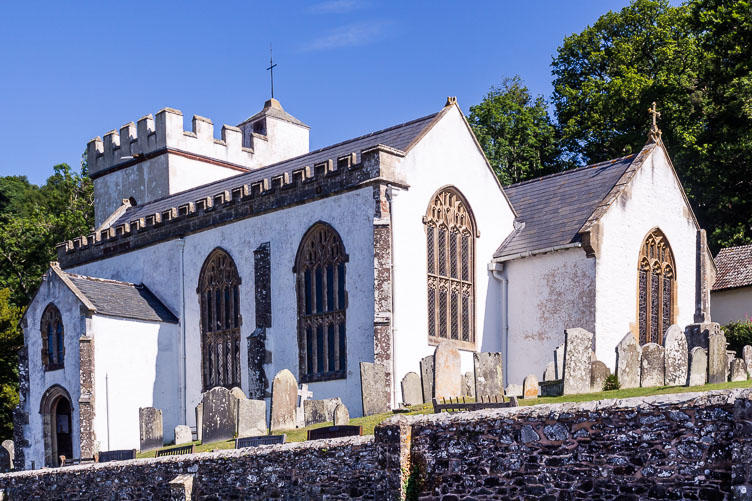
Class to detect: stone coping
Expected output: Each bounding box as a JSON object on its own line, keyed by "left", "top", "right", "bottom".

{"left": 0, "top": 435, "right": 374, "bottom": 479}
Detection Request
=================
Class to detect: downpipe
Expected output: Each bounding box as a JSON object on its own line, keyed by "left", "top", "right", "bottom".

{"left": 489, "top": 262, "right": 509, "bottom": 385}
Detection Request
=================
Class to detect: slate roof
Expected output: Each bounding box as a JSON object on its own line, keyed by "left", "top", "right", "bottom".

{"left": 494, "top": 154, "right": 638, "bottom": 259}
{"left": 239, "top": 98, "right": 309, "bottom": 128}
{"left": 64, "top": 272, "right": 178, "bottom": 323}
{"left": 113, "top": 112, "right": 439, "bottom": 228}
{"left": 713, "top": 244, "right": 752, "bottom": 291}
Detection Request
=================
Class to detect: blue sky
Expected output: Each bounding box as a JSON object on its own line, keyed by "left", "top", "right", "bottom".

{"left": 0, "top": 1, "right": 639, "bottom": 185}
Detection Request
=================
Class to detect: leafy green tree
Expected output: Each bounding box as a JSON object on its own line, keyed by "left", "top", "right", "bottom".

{"left": 0, "top": 288, "right": 22, "bottom": 441}
{"left": 468, "top": 76, "right": 563, "bottom": 185}
{"left": 0, "top": 176, "right": 42, "bottom": 217}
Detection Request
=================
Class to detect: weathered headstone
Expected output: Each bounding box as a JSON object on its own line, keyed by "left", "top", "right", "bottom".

{"left": 296, "top": 384, "right": 313, "bottom": 428}
{"left": 333, "top": 403, "right": 350, "bottom": 426}
{"left": 461, "top": 372, "right": 476, "bottom": 398}
{"left": 419, "top": 355, "right": 434, "bottom": 403}
{"left": 708, "top": 331, "right": 728, "bottom": 384}
{"left": 640, "top": 343, "right": 665, "bottom": 387}
{"left": 505, "top": 384, "right": 523, "bottom": 398}
{"left": 523, "top": 374, "right": 539, "bottom": 398}
{"left": 540, "top": 380, "right": 564, "bottom": 397}
{"left": 139, "top": 407, "right": 163, "bottom": 452}
{"left": 237, "top": 399, "right": 267, "bottom": 437}
{"left": 744, "top": 345, "right": 752, "bottom": 377}
{"left": 195, "top": 403, "right": 203, "bottom": 442}
{"left": 201, "top": 387, "right": 236, "bottom": 444}
{"left": 684, "top": 322, "right": 720, "bottom": 352}
{"left": 554, "top": 344, "right": 565, "bottom": 380}
{"left": 590, "top": 361, "right": 610, "bottom": 392}
{"left": 664, "top": 324, "right": 689, "bottom": 386}
{"left": 1, "top": 440, "right": 13, "bottom": 470}
{"left": 563, "top": 328, "right": 594, "bottom": 395}
{"left": 360, "top": 362, "right": 390, "bottom": 416}
{"left": 727, "top": 351, "right": 737, "bottom": 380}
{"left": 689, "top": 347, "right": 708, "bottom": 387}
{"left": 434, "top": 342, "right": 461, "bottom": 400}
{"left": 401, "top": 372, "right": 423, "bottom": 406}
{"left": 270, "top": 369, "right": 298, "bottom": 432}
{"left": 174, "top": 425, "right": 192, "bottom": 445}
{"left": 473, "top": 352, "right": 503, "bottom": 399}
{"left": 304, "top": 398, "right": 342, "bottom": 426}
{"left": 543, "top": 362, "right": 557, "bottom": 382}
{"left": 615, "top": 333, "right": 641, "bottom": 389}
{"left": 731, "top": 358, "right": 748, "bottom": 382}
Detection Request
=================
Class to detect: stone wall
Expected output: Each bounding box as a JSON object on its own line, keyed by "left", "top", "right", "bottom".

{"left": 2, "top": 389, "right": 750, "bottom": 500}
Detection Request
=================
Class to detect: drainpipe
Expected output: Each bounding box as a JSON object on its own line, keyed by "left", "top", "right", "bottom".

{"left": 176, "top": 238, "right": 187, "bottom": 424}
{"left": 488, "top": 262, "right": 509, "bottom": 386}
{"left": 387, "top": 185, "right": 399, "bottom": 407}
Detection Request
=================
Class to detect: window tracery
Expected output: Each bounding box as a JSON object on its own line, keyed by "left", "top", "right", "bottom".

{"left": 637, "top": 228, "right": 676, "bottom": 345}
{"left": 41, "top": 304, "right": 64, "bottom": 371}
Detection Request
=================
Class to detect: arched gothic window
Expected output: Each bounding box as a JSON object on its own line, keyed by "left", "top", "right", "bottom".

{"left": 295, "top": 223, "right": 348, "bottom": 382}
{"left": 41, "top": 304, "right": 64, "bottom": 371}
{"left": 198, "top": 248, "right": 241, "bottom": 391}
{"left": 637, "top": 228, "right": 676, "bottom": 345}
{"left": 424, "top": 187, "right": 477, "bottom": 347}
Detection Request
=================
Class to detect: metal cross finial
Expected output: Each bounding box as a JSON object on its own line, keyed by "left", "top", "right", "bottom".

{"left": 648, "top": 101, "right": 662, "bottom": 143}
{"left": 267, "top": 43, "right": 278, "bottom": 99}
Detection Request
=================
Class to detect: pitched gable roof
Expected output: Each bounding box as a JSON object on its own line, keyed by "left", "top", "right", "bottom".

{"left": 713, "top": 244, "right": 752, "bottom": 291}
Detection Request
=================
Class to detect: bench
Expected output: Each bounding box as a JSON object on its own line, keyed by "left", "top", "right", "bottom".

{"left": 61, "top": 456, "right": 97, "bottom": 467}
{"left": 98, "top": 449, "right": 136, "bottom": 463}
{"left": 235, "top": 434, "right": 286, "bottom": 449}
{"left": 306, "top": 425, "right": 362, "bottom": 441}
{"left": 432, "top": 395, "right": 518, "bottom": 413}
{"left": 155, "top": 444, "right": 195, "bottom": 457}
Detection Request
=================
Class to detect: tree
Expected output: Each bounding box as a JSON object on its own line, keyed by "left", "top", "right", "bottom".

{"left": 468, "top": 76, "right": 563, "bottom": 185}
{"left": 0, "top": 288, "right": 22, "bottom": 441}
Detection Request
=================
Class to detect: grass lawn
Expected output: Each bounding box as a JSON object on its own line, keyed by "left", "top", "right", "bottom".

{"left": 136, "top": 378, "right": 751, "bottom": 458}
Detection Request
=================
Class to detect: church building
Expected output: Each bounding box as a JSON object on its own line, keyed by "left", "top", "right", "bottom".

{"left": 14, "top": 97, "right": 713, "bottom": 468}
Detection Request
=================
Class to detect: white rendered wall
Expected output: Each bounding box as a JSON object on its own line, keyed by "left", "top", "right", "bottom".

{"left": 504, "top": 248, "right": 596, "bottom": 386}
{"left": 711, "top": 288, "right": 752, "bottom": 326}
{"left": 91, "top": 315, "right": 179, "bottom": 452}
{"left": 21, "top": 273, "right": 83, "bottom": 469}
{"left": 71, "top": 186, "right": 376, "bottom": 423}
{"left": 594, "top": 146, "right": 698, "bottom": 370}
{"left": 390, "top": 105, "right": 516, "bottom": 396}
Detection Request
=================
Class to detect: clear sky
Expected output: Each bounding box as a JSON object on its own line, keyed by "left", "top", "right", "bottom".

{"left": 0, "top": 1, "right": 638, "bottom": 185}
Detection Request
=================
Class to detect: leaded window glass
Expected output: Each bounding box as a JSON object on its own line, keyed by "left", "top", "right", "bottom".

{"left": 41, "top": 304, "right": 64, "bottom": 371}
{"left": 637, "top": 228, "right": 676, "bottom": 345}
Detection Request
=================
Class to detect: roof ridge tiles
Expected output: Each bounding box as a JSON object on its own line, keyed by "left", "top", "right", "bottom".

{"left": 64, "top": 271, "right": 139, "bottom": 287}
{"left": 504, "top": 153, "right": 637, "bottom": 189}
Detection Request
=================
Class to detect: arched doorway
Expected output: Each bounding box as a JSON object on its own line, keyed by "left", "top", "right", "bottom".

{"left": 40, "top": 385, "right": 73, "bottom": 467}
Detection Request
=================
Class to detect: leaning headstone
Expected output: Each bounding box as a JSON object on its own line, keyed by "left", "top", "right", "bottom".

{"left": 731, "top": 358, "right": 748, "bottom": 382}
{"left": 708, "top": 331, "right": 728, "bottom": 384}
{"left": 461, "top": 372, "right": 476, "bottom": 398}
{"left": 523, "top": 374, "right": 539, "bottom": 398}
{"left": 202, "top": 387, "right": 236, "bottom": 444}
{"left": 615, "top": 333, "right": 641, "bottom": 389}
{"left": 237, "top": 399, "right": 267, "bottom": 437}
{"left": 473, "top": 352, "right": 503, "bottom": 399}
{"left": 419, "top": 355, "right": 434, "bottom": 403}
{"left": 434, "top": 342, "right": 461, "bottom": 400}
{"left": 195, "top": 403, "right": 203, "bottom": 442}
{"left": 640, "top": 343, "right": 665, "bottom": 387}
{"left": 590, "top": 361, "right": 610, "bottom": 392}
{"left": 554, "top": 344, "right": 565, "bottom": 380}
{"left": 689, "top": 347, "right": 708, "bottom": 387}
{"left": 505, "top": 384, "right": 523, "bottom": 398}
{"left": 543, "top": 362, "right": 557, "bottom": 382}
{"left": 562, "top": 328, "right": 594, "bottom": 395}
{"left": 139, "top": 407, "right": 163, "bottom": 452}
{"left": 401, "top": 372, "right": 423, "bottom": 406}
{"left": 0, "top": 447, "right": 9, "bottom": 472}
{"left": 333, "top": 403, "right": 350, "bottom": 426}
{"left": 664, "top": 324, "right": 688, "bottom": 386}
{"left": 1, "top": 440, "right": 13, "bottom": 470}
{"left": 360, "top": 362, "right": 390, "bottom": 416}
{"left": 744, "top": 345, "right": 752, "bottom": 377}
{"left": 270, "top": 369, "right": 298, "bottom": 432}
{"left": 174, "top": 425, "right": 192, "bottom": 445}
{"left": 304, "top": 398, "right": 342, "bottom": 426}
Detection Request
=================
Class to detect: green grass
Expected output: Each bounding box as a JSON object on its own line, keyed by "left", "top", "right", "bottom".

{"left": 137, "top": 378, "right": 751, "bottom": 458}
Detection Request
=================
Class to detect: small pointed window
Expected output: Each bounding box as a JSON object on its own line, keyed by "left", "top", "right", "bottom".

{"left": 41, "top": 304, "right": 64, "bottom": 371}
{"left": 637, "top": 228, "right": 676, "bottom": 345}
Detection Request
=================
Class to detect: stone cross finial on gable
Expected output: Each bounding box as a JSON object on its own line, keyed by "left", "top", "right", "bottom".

{"left": 296, "top": 384, "right": 312, "bottom": 428}
{"left": 648, "top": 101, "right": 662, "bottom": 143}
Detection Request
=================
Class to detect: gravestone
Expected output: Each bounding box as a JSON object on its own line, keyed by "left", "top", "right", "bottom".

{"left": 727, "top": 351, "right": 737, "bottom": 380}
{"left": 554, "top": 344, "right": 565, "bottom": 380}
{"left": 139, "top": 407, "right": 163, "bottom": 452}
{"left": 640, "top": 343, "right": 665, "bottom": 387}
{"left": 689, "top": 347, "right": 708, "bottom": 387}
{"left": 270, "top": 369, "right": 298, "bottom": 432}
{"left": 664, "top": 324, "right": 688, "bottom": 386}
{"left": 360, "top": 362, "right": 390, "bottom": 416}
{"left": 615, "top": 333, "right": 641, "bottom": 389}
{"left": 1, "top": 440, "right": 13, "bottom": 470}
{"left": 333, "top": 403, "right": 350, "bottom": 426}
{"left": 543, "top": 362, "right": 557, "bottom": 382}
{"left": 419, "top": 355, "right": 434, "bottom": 403}
{"left": 174, "top": 425, "right": 192, "bottom": 445}
{"left": 590, "top": 361, "right": 610, "bottom": 392}
{"left": 730, "top": 358, "right": 748, "bottom": 382}
{"left": 296, "top": 384, "right": 313, "bottom": 428}
{"left": 505, "top": 384, "right": 523, "bottom": 398}
{"left": 523, "top": 374, "right": 539, "bottom": 398}
{"left": 237, "top": 399, "right": 267, "bottom": 437}
{"left": 563, "top": 328, "right": 593, "bottom": 395}
{"left": 434, "top": 342, "right": 461, "bottom": 400}
{"left": 230, "top": 387, "right": 246, "bottom": 400}
{"left": 473, "top": 352, "right": 503, "bottom": 399}
{"left": 708, "top": 331, "right": 728, "bottom": 384}
{"left": 461, "top": 372, "right": 476, "bottom": 398}
{"left": 304, "top": 398, "right": 342, "bottom": 426}
{"left": 202, "top": 387, "right": 236, "bottom": 444}
{"left": 195, "top": 403, "right": 203, "bottom": 442}
{"left": 401, "top": 372, "right": 423, "bottom": 406}
{"left": 684, "top": 322, "right": 721, "bottom": 352}
{"left": 744, "top": 345, "right": 752, "bottom": 377}
{"left": 0, "top": 447, "right": 9, "bottom": 472}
